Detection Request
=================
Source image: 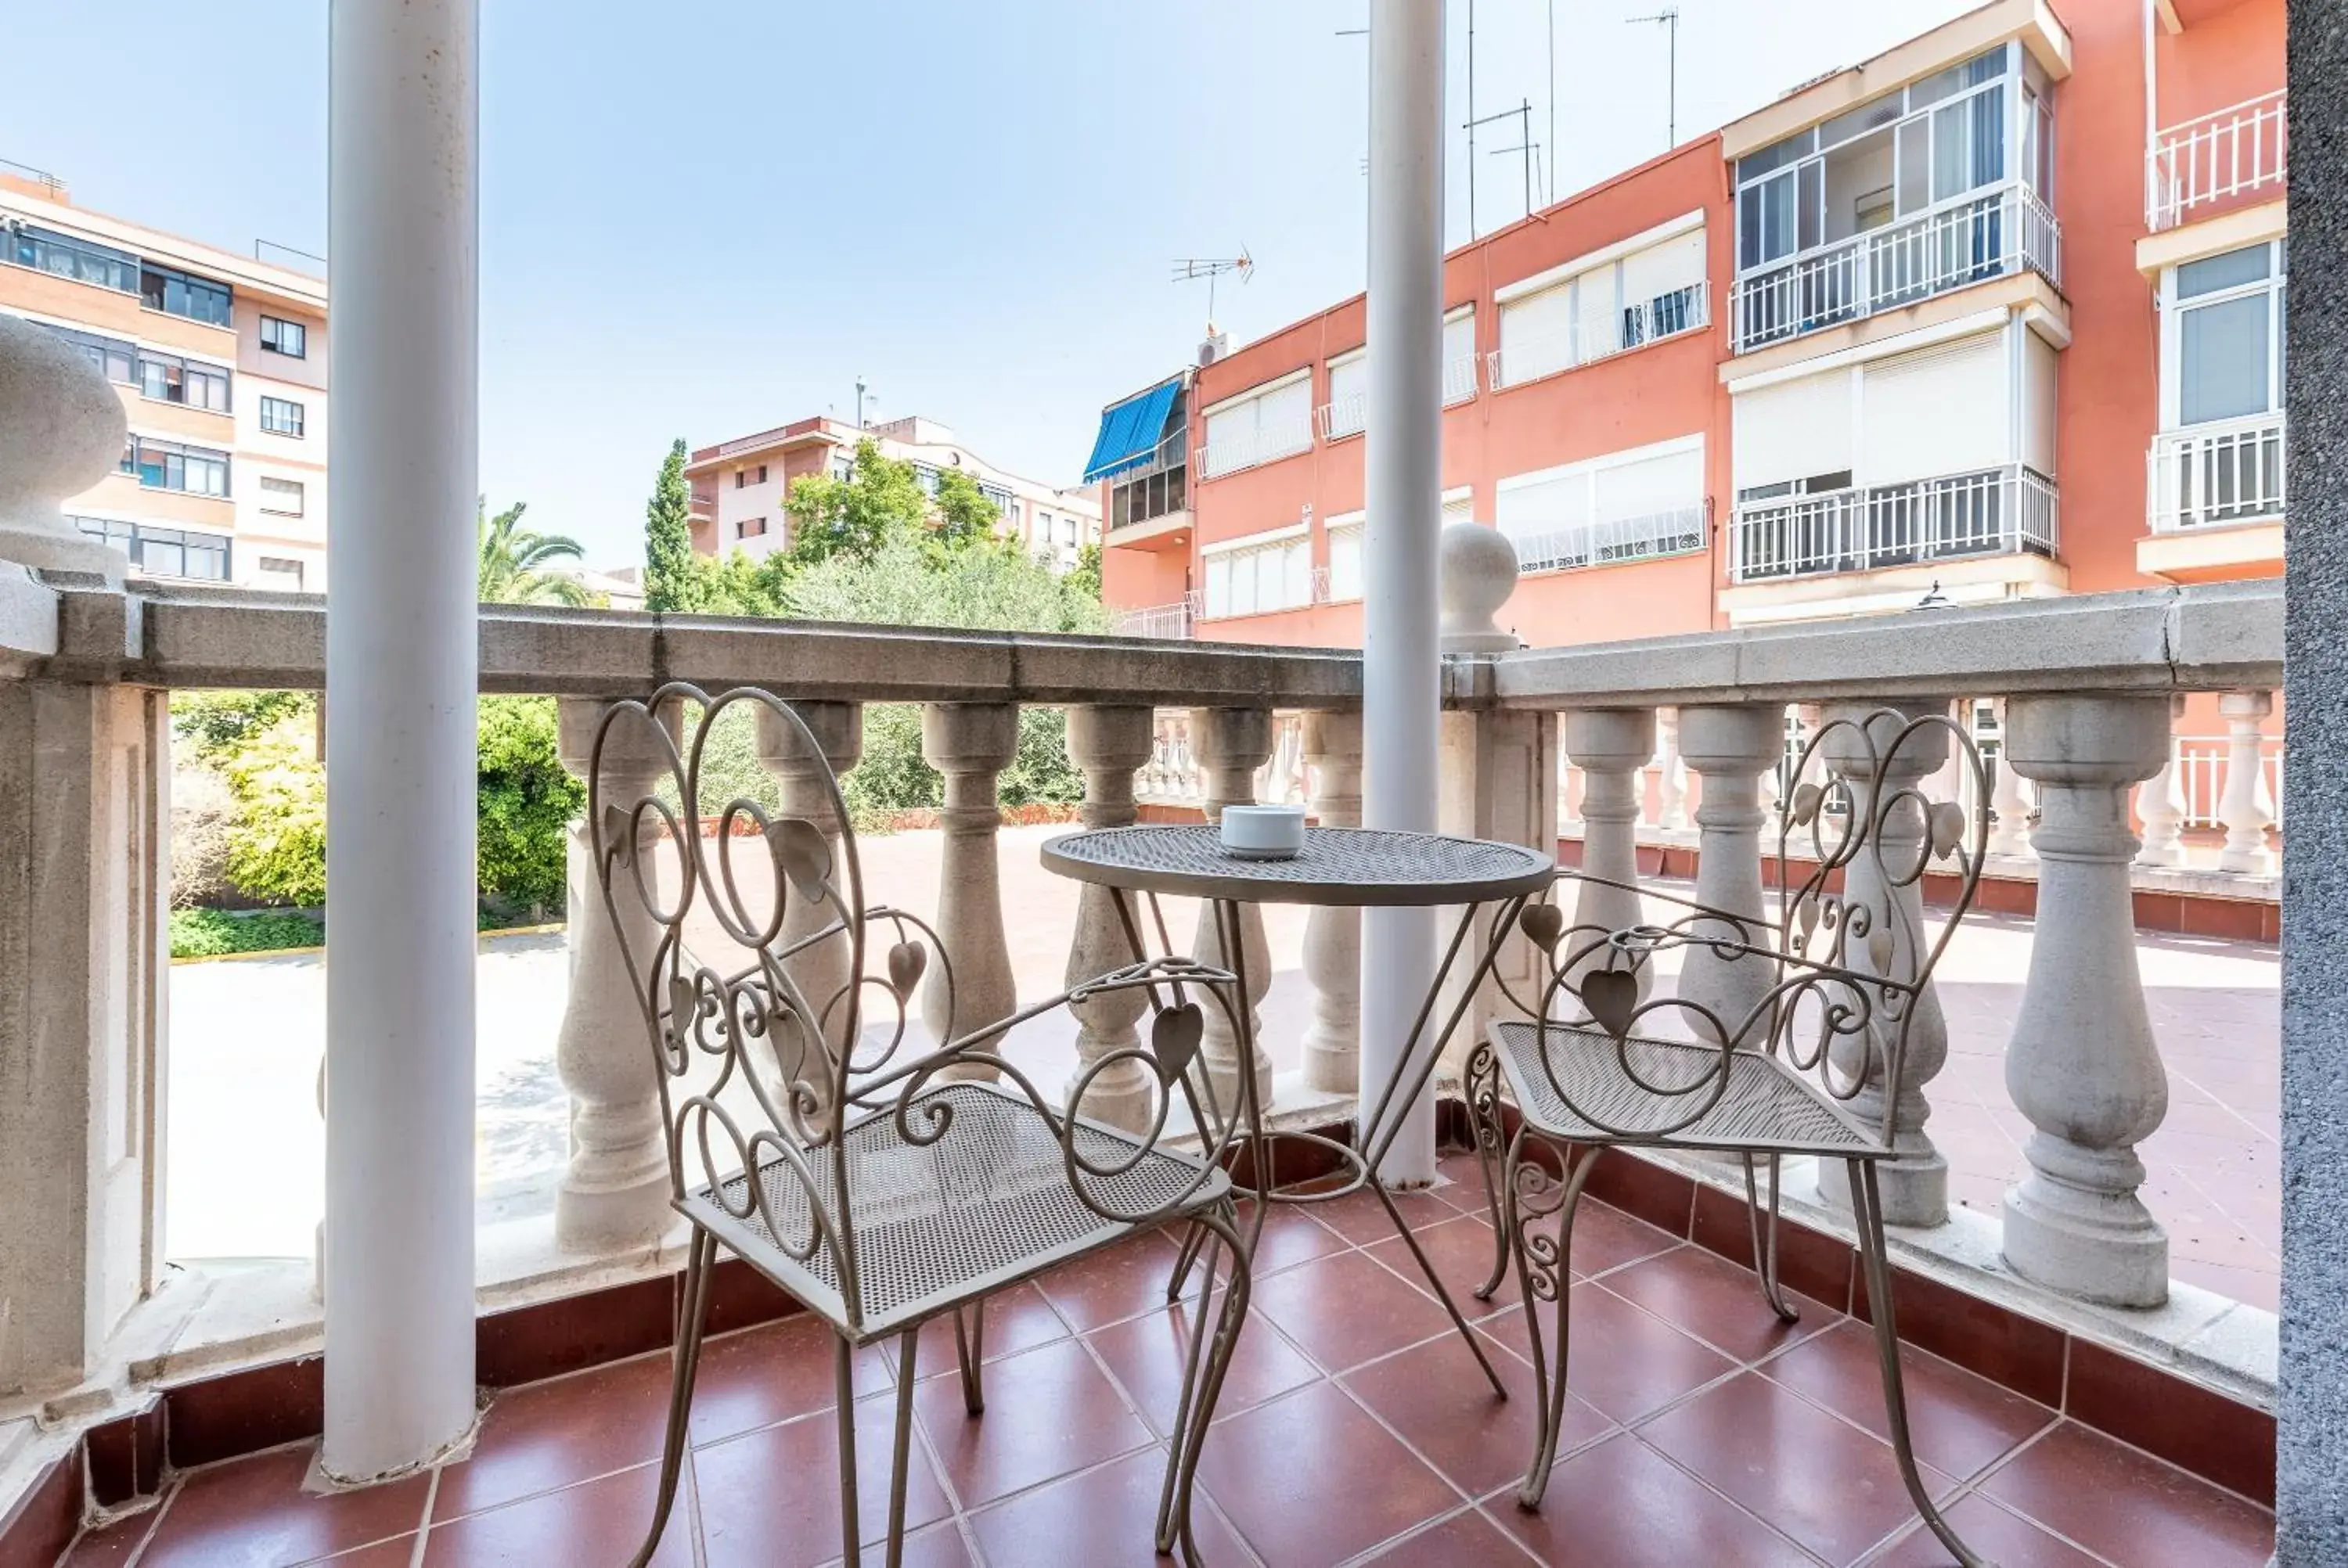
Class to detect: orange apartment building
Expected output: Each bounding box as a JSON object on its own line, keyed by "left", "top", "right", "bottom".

{"left": 1092, "top": 0, "right": 2285, "bottom": 671}
{"left": 2, "top": 165, "right": 331, "bottom": 592}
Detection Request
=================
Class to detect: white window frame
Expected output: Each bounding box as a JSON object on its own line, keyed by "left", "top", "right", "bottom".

{"left": 1494, "top": 434, "right": 1709, "bottom": 574}
{"left": 257, "top": 475, "right": 306, "bottom": 516}
{"left": 2159, "top": 239, "right": 2286, "bottom": 431}
{"left": 1492, "top": 214, "right": 1708, "bottom": 390}
{"left": 1199, "top": 369, "right": 1314, "bottom": 478}
{"left": 1200, "top": 521, "right": 1313, "bottom": 619}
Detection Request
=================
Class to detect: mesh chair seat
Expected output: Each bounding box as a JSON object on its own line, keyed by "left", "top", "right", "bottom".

{"left": 1490, "top": 1019, "right": 1884, "bottom": 1157}
{"left": 684, "top": 1080, "right": 1228, "bottom": 1343}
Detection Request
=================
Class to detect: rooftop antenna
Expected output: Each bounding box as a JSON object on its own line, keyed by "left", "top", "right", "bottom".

{"left": 854, "top": 376, "right": 875, "bottom": 430}
{"left": 1627, "top": 8, "right": 1682, "bottom": 148}
{"left": 1472, "top": 99, "right": 1539, "bottom": 226}
{"left": 1465, "top": 0, "right": 1479, "bottom": 237}
{"left": 1170, "top": 250, "right": 1255, "bottom": 336}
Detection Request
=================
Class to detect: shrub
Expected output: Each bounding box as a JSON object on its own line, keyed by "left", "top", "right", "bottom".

{"left": 218, "top": 711, "right": 329, "bottom": 906}
{"left": 169, "top": 906, "right": 324, "bottom": 958}
{"left": 476, "top": 696, "right": 582, "bottom": 912}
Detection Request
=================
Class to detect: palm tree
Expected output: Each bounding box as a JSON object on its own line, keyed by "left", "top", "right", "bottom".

{"left": 477, "top": 498, "right": 592, "bottom": 606}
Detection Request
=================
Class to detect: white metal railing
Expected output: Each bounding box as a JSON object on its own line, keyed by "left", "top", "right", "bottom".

{"left": 1197, "top": 412, "right": 1314, "bottom": 480}
{"left": 1730, "top": 463, "right": 2057, "bottom": 583}
{"left": 1109, "top": 599, "right": 1197, "bottom": 640}
{"left": 1506, "top": 502, "right": 1709, "bottom": 576}
{"left": 1442, "top": 348, "right": 1478, "bottom": 405}
{"left": 1730, "top": 185, "right": 2060, "bottom": 355}
{"left": 2148, "top": 413, "right": 2285, "bottom": 533}
{"left": 2148, "top": 90, "right": 2286, "bottom": 232}
{"left": 1487, "top": 282, "right": 1709, "bottom": 390}
{"left": 1318, "top": 351, "right": 1479, "bottom": 441}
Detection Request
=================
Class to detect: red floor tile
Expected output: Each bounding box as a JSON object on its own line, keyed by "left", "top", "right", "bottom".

{"left": 1299, "top": 1183, "right": 1462, "bottom": 1247}
{"left": 1979, "top": 1422, "right": 2275, "bottom": 1567}
{"left": 695, "top": 1400, "right": 953, "bottom": 1568}
{"left": 1491, "top": 1431, "right": 1815, "bottom": 1567}
{"left": 885, "top": 1521, "right": 979, "bottom": 1568}
{"left": 1760, "top": 1319, "right": 2054, "bottom": 1484}
{"left": 966, "top": 1448, "right": 1251, "bottom": 1568}
{"left": 1239, "top": 1201, "right": 1354, "bottom": 1277}
{"left": 421, "top": 1461, "right": 693, "bottom": 1567}
{"left": 57, "top": 1510, "right": 159, "bottom": 1566}
{"left": 1194, "top": 1383, "right": 1461, "bottom": 1567}
{"left": 892, "top": 1282, "right": 1071, "bottom": 1387}
{"left": 139, "top": 1443, "right": 429, "bottom": 1568}
{"left": 1864, "top": 1493, "right": 2106, "bottom": 1567}
{"left": 1339, "top": 1333, "right": 1610, "bottom": 1498}
{"left": 1554, "top": 1201, "right": 1684, "bottom": 1279}
{"left": 1637, "top": 1371, "right": 1958, "bottom": 1566}
{"left": 1359, "top": 1505, "right": 1536, "bottom": 1564}
{"left": 683, "top": 1314, "right": 891, "bottom": 1450}
{"left": 433, "top": 1354, "right": 677, "bottom": 1521}
{"left": 1478, "top": 1281, "right": 1738, "bottom": 1425}
{"left": 1082, "top": 1296, "right": 1322, "bottom": 1438}
{"left": 1599, "top": 1241, "right": 1835, "bottom": 1362}
{"left": 1248, "top": 1250, "right": 1456, "bottom": 1374}
{"left": 1362, "top": 1212, "right": 1520, "bottom": 1317}
{"left": 1031, "top": 1230, "right": 1190, "bottom": 1334}
{"left": 910, "top": 1336, "right": 1154, "bottom": 1509}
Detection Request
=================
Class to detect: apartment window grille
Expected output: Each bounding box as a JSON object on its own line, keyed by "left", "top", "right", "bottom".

{"left": 260, "top": 395, "right": 305, "bottom": 437}
{"left": 1201, "top": 531, "right": 1313, "bottom": 618}
{"left": 140, "top": 264, "right": 233, "bottom": 327}
{"left": 258, "top": 476, "right": 305, "bottom": 516}
{"left": 6, "top": 224, "right": 139, "bottom": 293}
{"left": 259, "top": 315, "right": 308, "bottom": 358}
{"left": 121, "top": 436, "right": 229, "bottom": 497}
{"left": 1493, "top": 232, "right": 1705, "bottom": 389}
{"left": 1496, "top": 438, "right": 1709, "bottom": 574}
{"left": 73, "top": 517, "right": 229, "bottom": 581}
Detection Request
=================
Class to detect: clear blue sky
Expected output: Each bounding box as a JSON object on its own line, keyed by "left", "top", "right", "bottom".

{"left": 5, "top": 0, "right": 1964, "bottom": 568}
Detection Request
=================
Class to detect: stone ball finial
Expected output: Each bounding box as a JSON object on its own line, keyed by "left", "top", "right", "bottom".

{"left": 0, "top": 315, "right": 131, "bottom": 581}
{"left": 1438, "top": 520, "right": 1520, "bottom": 653}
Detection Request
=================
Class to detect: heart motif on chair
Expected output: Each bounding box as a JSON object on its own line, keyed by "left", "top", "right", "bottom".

{"left": 1151, "top": 1003, "right": 1205, "bottom": 1084}
{"left": 1790, "top": 782, "right": 1824, "bottom": 827}
{"left": 1867, "top": 925, "right": 1896, "bottom": 974}
{"left": 769, "top": 818, "right": 833, "bottom": 900}
{"left": 1928, "top": 800, "right": 1966, "bottom": 860}
{"left": 601, "top": 803, "right": 638, "bottom": 868}
{"left": 666, "top": 975, "right": 702, "bottom": 1046}
{"left": 887, "top": 940, "right": 927, "bottom": 1000}
{"left": 1583, "top": 969, "right": 1638, "bottom": 1039}
{"left": 1519, "top": 901, "right": 1565, "bottom": 952}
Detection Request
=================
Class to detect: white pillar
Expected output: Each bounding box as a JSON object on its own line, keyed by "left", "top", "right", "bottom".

{"left": 1673, "top": 706, "right": 1782, "bottom": 1036}
{"left": 1063, "top": 706, "right": 1157, "bottom": 1131}
{"left": 1191, "top": 708, "right": 1276, "bottom": 1115}
{"left": 758, "top": 701, "right": 864, "bottom": 1109}
{"left": 2134, "top": 694, "right": 2188, "bottom": 868}
{"left": 552, "top": 700, "right": 675, "bottom": 1254}
{"left": 1562, "top": 710, "right": 1655, "bottom": 1000}
{"left": 1361, "top": 0, "right": 1446, "bottom": 1186}
{"left": 2217, "top": 689, "right": 2278, "bottom": 875}
{"left": 1655, "top": 708, "right": 1691, "bottom": 831}
{"left": 1989, "top": 698, "right": 2039, "bottom": 860}
{"left": 921, "top": 703, "right": 1019, "bottom": 1077}
{"left": 1301, "top": 711, "right": 1364, "bottom": 1095}
{"left": 2000, "top": 694, "right": 2173, "bottom": 1307}
{"left": 323, "top": 0, "right": 480, "bottom": 1482}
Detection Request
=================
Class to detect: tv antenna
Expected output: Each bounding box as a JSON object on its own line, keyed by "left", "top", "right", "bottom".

{"left": 1627, "top": 8, "right": 1682, "bottom": 149}
{"left": 1471, "top": 99, "right": 1540, "bottom": 228}
{"left": 1171, "top": 251, "right": 1255, "bottom": 333}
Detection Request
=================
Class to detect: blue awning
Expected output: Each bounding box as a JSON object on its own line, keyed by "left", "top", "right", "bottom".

{"left": 1082, "top": 379, "right": 1181, "bottom": 483}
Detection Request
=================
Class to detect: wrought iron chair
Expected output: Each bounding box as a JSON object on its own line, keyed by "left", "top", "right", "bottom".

{"left": 590, "top": 685, "right": 1258, "bottom": 1568}
{"left": 1464, "top": 706, "right": 1991, "bottom": 1568}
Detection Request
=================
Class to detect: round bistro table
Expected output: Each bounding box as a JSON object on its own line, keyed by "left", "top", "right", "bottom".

{"left": 1041, "top": 822, "right": 1553, "bottom": 1397}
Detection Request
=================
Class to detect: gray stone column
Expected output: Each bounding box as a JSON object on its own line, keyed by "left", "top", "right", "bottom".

{"left": 1674, "top": 705, "right": 1784, "bottom": 1040}
{"left": 1988, "top": 698, "right": 2040, "bottom": 860}
{"left": 1062, "top": 705, "right": 1156, "bottom": 1131}
{"left": 1814, "top": 700, "right": 1954, "bottom": 1228}
{"left": 553, "top": 699, "right": 677, "bottom": 1254}
{"left": 1655, "top": 707, "right": 1691, "bottom": 831}
{"left": 1190, "top": 707, "right": 1275, "bottom": 1113}
{"left": 1301, "top": 710, "right": 1364, "bottom": 1095}
{"left": 1999, "top": 694, "right": 2172, "bottom": 1307}
{"left": 922, "top": 704, "right": 1019, "bottom": 1077}
{"left": 756, "top": 701, "right": 864, "bottom": 1105}
{"left": 2217, "top": 689, "right": 2278, "bottom": 875}
{"left": 1561, "top": 710, "right": 1655, "bottom": 999}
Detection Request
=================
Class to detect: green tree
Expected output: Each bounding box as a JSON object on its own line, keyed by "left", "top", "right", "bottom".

{"left": 476, "top": 697, "right": 582, "bottom": 912}
{"left": 643, "top": 437, "right": 698, "bottom": 612}
{"left": 783, "top": 438, "right": 928, "bottom": 567}
{"left": 478, "top": 498, "right": 590, "bottom": 606}
{"left": 1068, "top": 541, "right": 1103, "bottom": 602}
{"left": 930, "top": 467, "right": 1006, "bottom": 560}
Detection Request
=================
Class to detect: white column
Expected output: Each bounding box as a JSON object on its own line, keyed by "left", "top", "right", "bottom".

{"left": 921, "top": 704, "right": 1019, "bottom": 1077}
{"left": 552, "top": 700, "right": 675, "bottom": 1254}
{"left": 1673, "top": 706, "right": 1782, "bottom": 1036}
{"left": 1814, "top": 701, "right": 1954, "bottom": 1227}
{"left": 1989, "top": 698, "right": 2039, "bottom": 859}
{"left": 1361, "top": 0, "right": 1447, "bottom": 1186}
{"left": 2134, "top": 694, "right": 2188, "bottom": 868}
{"left": 1655, "top": 708, "right": 1691, "bottom": 831}
{"left": 1063, "top": 706, "right": 1157, "bottom": 1131}
{"left": 1301, "top": 711, "right": 1364, "bottom": 1095}
{"left": 2217, "top": 689, "right": 2278, "bottom": 875}
{"left": 1562, "top": 710, "right": 1655, "bottom": 1000}
{"left": 323, "top": 0, "right": 480, "bottom": 1482}
{"left": 2000, "top": 694, "right": 2173, "bottom": 1307}
{"left": 1559, "top": 757, "right": 1585, "bottom": 836}
{"left": 1191, "top": 708, "right": 1276, "bottom": 1114}
{"left": 757, "top": 702, "right": 863, "bottom": 1109}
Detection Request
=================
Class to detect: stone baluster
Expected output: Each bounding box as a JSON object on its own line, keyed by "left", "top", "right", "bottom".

{"left": 553, "top": 698, "right": 679, "bottom": 1253}
{"left": 1559, "top": 758, "right": 1584, "bottom": 837}
{"left": 2134, "top": 695, "right": 2188, "bottom": 868}
{"left": 756, "top": 701, "right": 864, "bottom": 1105}
{"left": 1655, "top": 708, "right": 1691, "bottom": 831}
{"left": 1191, "top": 707, "right": 1276, "bottom": 1113}
{"left": 1062, "top": 706, "right": 1157, "bottom": 1131}
{"left": 1561, "top": 710, "right": 1655, "bottom": 999}
{"left": 1814, "top": 700, "right": 1954, "bottom": 1227}
{"left": 922, "top": 704, "right": 1020, "bottom": 1077}
{"left": 1674, "top": 706, "right": 1784, "bottom": 1038}
{"left": 1988, "top": 698, "right": 2038, "bottom": 859}
{"left": 2000, "top": 694, "right": 2173, "bottom": 1306}
{"left": 1301, "top": 711, "right": 1364, "bottom": 1094}
{"left": 2217, "top": 689, "right": 2278, "bottom": 875}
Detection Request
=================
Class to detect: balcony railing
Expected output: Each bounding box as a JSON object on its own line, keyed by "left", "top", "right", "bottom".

{"left": 1487, "top": 282, "right": 1709, "bottom": 390}
{"left": 1730, "top": 462, "right": 2057, "bottom": 583}
{"left": 2149, "top": 412, "right": 2285, "bottom": 532}
{"left": 1730, "top": 185, "right": 2061, "bottom": 355}
{"left": 2148, "top": 90, "right": 2287, "bottom": 232}
{"left": 1196, "top": 412, "right": 1314, "bottom": 480}
{"left": 1317, "top": 352, "right": 1480, "bottom": 441}
{"left": 1505, "top": 501, "right": 1709, "bottom": 576}
{"left": 1107, "top": 596, "right": 1197, "bottom": 639}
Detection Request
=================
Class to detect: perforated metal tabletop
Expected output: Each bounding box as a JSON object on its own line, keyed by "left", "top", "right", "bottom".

{"left": 1039, "top": 825, "right": 1553, "bottom": 907}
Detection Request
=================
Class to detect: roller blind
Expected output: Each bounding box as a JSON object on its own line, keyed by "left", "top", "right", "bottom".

{"left": 1621, "top": 230, "right": 1705, "bottom": 309}
{"left": 1595, "top": 446, "right": 1703, "bottom": 524}
{"left": 1859, "top": 331, "right": 2008, "bottom": 484}
{"left": 1497, "top": 282, "right": 1576, "bottom": 384}
{"left": 1732, "top": 370, "right": 1854, "bottom": 491}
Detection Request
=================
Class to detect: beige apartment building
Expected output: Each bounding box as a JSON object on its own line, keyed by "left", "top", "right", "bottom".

{"left": 0, "top": 165, "right": 330, "bottom": 592}
{"left": 686, "top": 413, "right": 1101, "bottom": 573}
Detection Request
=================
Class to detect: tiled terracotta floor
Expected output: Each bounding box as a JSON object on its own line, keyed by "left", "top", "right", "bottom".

{"left": 66, "top": 1158, "right": 2272, "bottom": 1568}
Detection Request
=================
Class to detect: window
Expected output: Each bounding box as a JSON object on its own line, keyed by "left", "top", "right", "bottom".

{"left": 737, "top": 516, "right": 767, "bottom": 538}
{"left": 121, "top": 437, "right": 230, "bottom": 497}
{"left": 42, "top": 323, "right": 137, "bottom": 385}
{"left": 259, "top": 315, "right": 307, "bottom": 358}
{"left": 1201, "top": 528, "right": 1313, "bottom": 617}
{"left": 831, "top": 455, "right": 854, "bottom": 482}
{"left": 140, "top": 264, "right": 233, "bottom": 327}
{"left": 981, "top": 484, "right": 1014, "bottom": 517}
{"left": 1496, "top": 437, "right": 1707, "bottom": 573}
{"left": 121, "top": 347, "right": 232, "bottom": 412}
{"left": 1324, "top": 310, "right": 1478, "bottom": 438}
{"left": 1327, "top": 516, "right": 1365, "bottom": 601}
{"left": 735, "top": 469, "right": 746, "bottom": 489}
{"left": 260, "top": 395, "right": 305, "bottom": 437}
{"left": 7, "top": 224, "right": 139, "bottom": 292}
{"left": 1061, "top": 516, "right": 1078, "bottom": 545}
{"left": 257, "top": 556, "right": 305, "bottom": 591}
{"left": 756, "top": 464, "right": 768, "bottom": 484}
{"left": 2168, "top": 241, "right": 2285, "bottom": 426}
{"left": 1201, "top": 374, "right": 1313, "bottom": 477}
{"left": 259, "top": 476, "right": 305, "bottom": 515}
{"left": 72, "top": 517, "right": 230, "bottom": 581}
{"left": 1496, "top": 225, "right": 1705, "bottom": 387}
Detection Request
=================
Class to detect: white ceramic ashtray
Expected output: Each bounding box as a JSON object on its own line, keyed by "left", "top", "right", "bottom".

{"left": 1220, "top": 804, "right": 1306, "bottom": 860}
